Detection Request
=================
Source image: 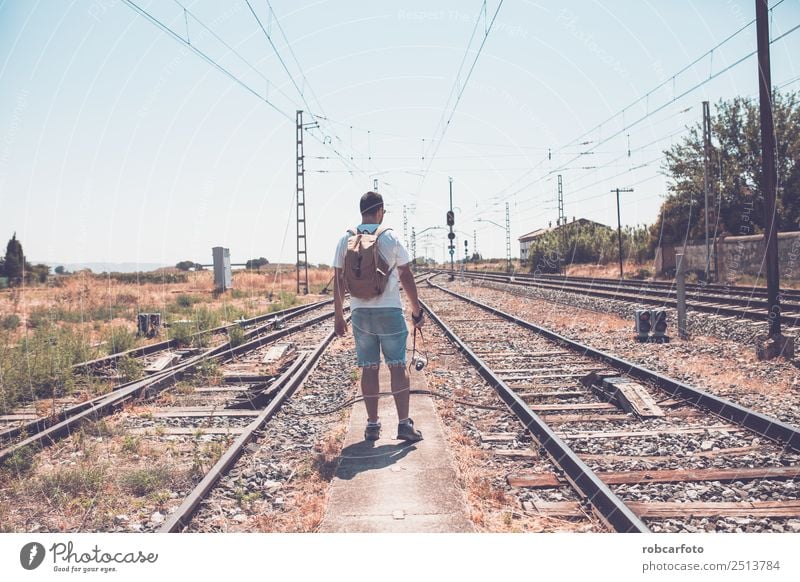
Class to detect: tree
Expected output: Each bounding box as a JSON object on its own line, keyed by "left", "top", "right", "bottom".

{"left": 4, "top": 233, "right": 24, "bottom": 284}
{"left": 54, "top": 265, "right": 66, "bottom": 275}
{"left": 245, "top": 257, "right": 269, "bottom": 270}
{"left": 176, "top": 260, "right": 198, "bottom": 271}
{"left": 652, "top": 90, "right": 800, "bottom": 249}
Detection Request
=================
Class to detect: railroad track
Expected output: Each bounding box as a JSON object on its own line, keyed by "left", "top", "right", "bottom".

{"left": 421, "top": 274, "right": 800, "bottom": 532}
{"left": 73, "top": 298, "right": 333, "bottom": 376}
{"left": 0, "top": 301, "right": 338, "bottom": 462}
{"left": 445, "top": 269, "right": 800, "bottom": 328}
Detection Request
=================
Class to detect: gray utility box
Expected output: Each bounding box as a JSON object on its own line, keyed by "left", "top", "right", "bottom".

{"left": 212, "top": 246, "right": 232, "bottom": 292}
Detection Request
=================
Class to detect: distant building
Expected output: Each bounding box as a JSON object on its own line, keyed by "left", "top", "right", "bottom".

{"left": 519, "top": 217, "right": 609, "bottom": 260}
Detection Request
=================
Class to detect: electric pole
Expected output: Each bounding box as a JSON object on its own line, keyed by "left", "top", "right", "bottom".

{"left": 473, "top": 229, "right": 477, "bottom": 261}
{"left": 558, "top": 174, "right": 565, "bottom": 274}
{"left": 612, "top": 188, "right": 634, "bottom": 279}
{"left": 295, "top": 110, "right": 309, "bottom": 295}
{"left": 403, "top": 205, "right": 409, "bottom": 249}
{"left": 756, "top": 0, "right": 787, "bottom": 353}
{"left": 447, "top": 177, "right": 455, "bottom": 280}
{"left": 505, "top": 201, "right": 512, "bottom": 272}
{"left": 703, "top": 100, "right": 712, "bottom": 283}
{"left": 411, "top": 227, "right": 416, "bottom": 268}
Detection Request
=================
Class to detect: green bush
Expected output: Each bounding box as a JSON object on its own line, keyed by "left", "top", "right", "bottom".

{"left": 0, "top": 314, "right": 20, "bottom": 331}
{"left": 0, "top": 324, "right": 96, "bottom": 414}
{"left": 175, "top": 294, "right": 199, "bottom": 309}
{"left": 228, "top": 325, "right": 245, "bottom": 348}
{"left": 116, "top": 355, "right": 143, "bottom": 383}
{"left": 0, "top": 444, "right": 40, "bottom": 476}
{"left": 104, "top": 325, "right": 138, "bottom": 354}
{"left": 168, "top": 321, "right": 194, "bottom": 347}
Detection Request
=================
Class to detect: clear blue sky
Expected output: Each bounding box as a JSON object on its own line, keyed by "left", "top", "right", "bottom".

{"left": 1, "top": 0, "right": 799, "bottom": 267}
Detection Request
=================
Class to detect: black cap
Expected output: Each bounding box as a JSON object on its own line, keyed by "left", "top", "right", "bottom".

{"left": 360, "top": 191, "right": 383, "bottom": 215}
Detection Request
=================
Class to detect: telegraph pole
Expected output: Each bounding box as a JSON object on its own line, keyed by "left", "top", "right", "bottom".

{"left": 612, "top": 188, "right": 634, "bottom": 279}
{"left": 702, "top": 100, "right": 712, "bottom": 282}
{"left": 756, "top": 0, "right": 788, "bottom": 355}
{"left": 295, "top": 110, "right": 309, "bottom": 295}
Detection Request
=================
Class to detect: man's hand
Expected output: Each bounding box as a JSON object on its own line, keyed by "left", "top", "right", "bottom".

{"left": 334, "top": 316, "right": 349, "bottom": 337}
{"left": 411, "top": 308, "right": 425, "bottom": 329}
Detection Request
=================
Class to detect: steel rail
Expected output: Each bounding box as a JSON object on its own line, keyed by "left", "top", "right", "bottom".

{"left": 0, "top": 309, "right": 339, "bottom": 463}
{"left": 160, "top": 321, "right": 342, "bottom": 532}
{"left": 463, "top": 268, "right": 800, "bottom": 303}
{"left": 0, "top": 300, "right": 333, "bottom": 445}
{"left": 451, "top": 270, "right": 800, "bottom": 323}
{"left": 427, "top": 278, "right": 800, "bottom": 451}
{"left": 420, "top": 292, "right": 649, "bottom": 533}
{"left": 72, "top": 298, "right": 333, "bottom": 372}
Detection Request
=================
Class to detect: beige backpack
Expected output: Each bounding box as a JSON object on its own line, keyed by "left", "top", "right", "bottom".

{"left": 343, "top": 226, "right": 394, "bottom": 299}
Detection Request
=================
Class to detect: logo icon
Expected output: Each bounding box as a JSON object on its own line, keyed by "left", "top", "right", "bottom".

{"left": 20, "top": 542, "right": 46, "bottom": 570}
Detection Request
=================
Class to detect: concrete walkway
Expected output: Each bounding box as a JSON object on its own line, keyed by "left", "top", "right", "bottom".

{"left": 318, "top": 362, "right": 473, "bottom": 533}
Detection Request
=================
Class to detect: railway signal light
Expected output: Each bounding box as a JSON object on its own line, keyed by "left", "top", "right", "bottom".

{"left": 635, "top": 309, "right": 651, "bottom": 339}
{"left": 634, "top": 308, "right": 669, "bottom": 343}
{"left": 652, "top": 309, "right": 668, "bottom": 337}
{"left": 446, "top": 210, "right": 455, "bottom": 226}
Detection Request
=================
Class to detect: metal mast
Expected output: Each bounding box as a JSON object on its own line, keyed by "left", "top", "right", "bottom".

{"left": 296, "top": 110, "right": 309, "bottom": 295}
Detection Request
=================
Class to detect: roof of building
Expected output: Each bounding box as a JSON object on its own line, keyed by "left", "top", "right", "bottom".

{"left": 518, "top": 218, "right": 610, "bottom": 242}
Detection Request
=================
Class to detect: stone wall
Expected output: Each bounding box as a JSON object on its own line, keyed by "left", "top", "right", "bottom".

{"left": 657, "top": 231, "right": 800, "bottom": 281}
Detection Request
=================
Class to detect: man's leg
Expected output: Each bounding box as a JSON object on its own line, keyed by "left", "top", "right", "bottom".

{"left": 361, "top": 364, "right": 380, "bottom": 423}
{"left": 388, "top": 363, "right": 410, "bottom": 421}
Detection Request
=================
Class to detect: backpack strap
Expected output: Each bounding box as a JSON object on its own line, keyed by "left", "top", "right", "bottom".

{"left": 374, "top": 226, "right": 392, "bottom": 239}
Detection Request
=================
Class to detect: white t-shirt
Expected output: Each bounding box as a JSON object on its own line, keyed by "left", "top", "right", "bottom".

{"left": 333, "top": 223, "right": 410, "bottom": 309}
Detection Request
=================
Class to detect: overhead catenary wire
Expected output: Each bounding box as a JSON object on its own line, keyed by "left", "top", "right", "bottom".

{"left": 416, "top": 0, "right": 505, "bottom": 195}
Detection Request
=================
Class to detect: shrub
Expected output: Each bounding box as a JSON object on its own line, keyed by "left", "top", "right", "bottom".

{"left": 228, "top": 325, "right": 245, "bottom": 348}
{"left": 104, "top": 325, "right": 138, "bottom": 354}
{"left": 168, "top": 321, "right": 194, "bottom": 347}
{"left": 0, "top": 444, "right": 40, "bottom": 477}
{"left": 0, "top": 325, "right": 95, "bottom": 414}
{"left": 0, "top": 314, "right": 20, "bottom": 331}
{"left": 116, "top": 355, "right": 144, "bottom": 383}
{"left": 175, "top": 294, "right": 199, "bottom": 309}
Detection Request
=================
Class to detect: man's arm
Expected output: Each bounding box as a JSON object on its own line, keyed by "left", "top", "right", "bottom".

{"left": 333, "top": 267, "right": 348, "bottom": 336}
{"left": 397, "top": 264, "right": 423, "bottom": 325}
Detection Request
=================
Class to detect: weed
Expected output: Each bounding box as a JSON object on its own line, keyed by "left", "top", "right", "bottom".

{"left": 38, "top": 465, "right": 105, "bottom": 503}
{"left": 191, "top": 359, "right": 220, "bottom": 383}
{"left": 0, "top": 444, "right": 40, "bottom": 477}
{"left": 116, "top": 355, "right": 143, "bottom": 383}
{"left": 0, "top": 314, "right": 20, "bottom": 331}
{"left": 121, "top": 435, "right": 141, "bottom": 454}
{"left": 234, "top": 488, "right": 262, "bottom": 508}
{"left": 104, "top": 325, "right": 138, "bottom": 354}
{"left": 119, "top": 465, "right": 174, "bottom": 496}
{"left": 175, "top": 294, "right": 199, "bottom": 309}
{"left": 227, "top": 325, "right": 245, "bottom": 348}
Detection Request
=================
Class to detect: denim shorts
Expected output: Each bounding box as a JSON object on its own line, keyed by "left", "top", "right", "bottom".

{"left": 351, "top": 308, "right": 408, "bottom": 367}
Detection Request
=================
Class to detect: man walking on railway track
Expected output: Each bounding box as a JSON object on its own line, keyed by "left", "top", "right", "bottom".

{"left": 333, "top": 191, "right": 425, "bottom": 443}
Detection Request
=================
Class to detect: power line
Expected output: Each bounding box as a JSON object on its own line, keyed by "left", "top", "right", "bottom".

{"left": 123, "top": 0, "right": 293, "bottom": 121}
{"left": 489, "top": 15, "right": 800, "bottom": 208}
{"left": 416, "top": 0, "right": 505, "bottom": 194}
